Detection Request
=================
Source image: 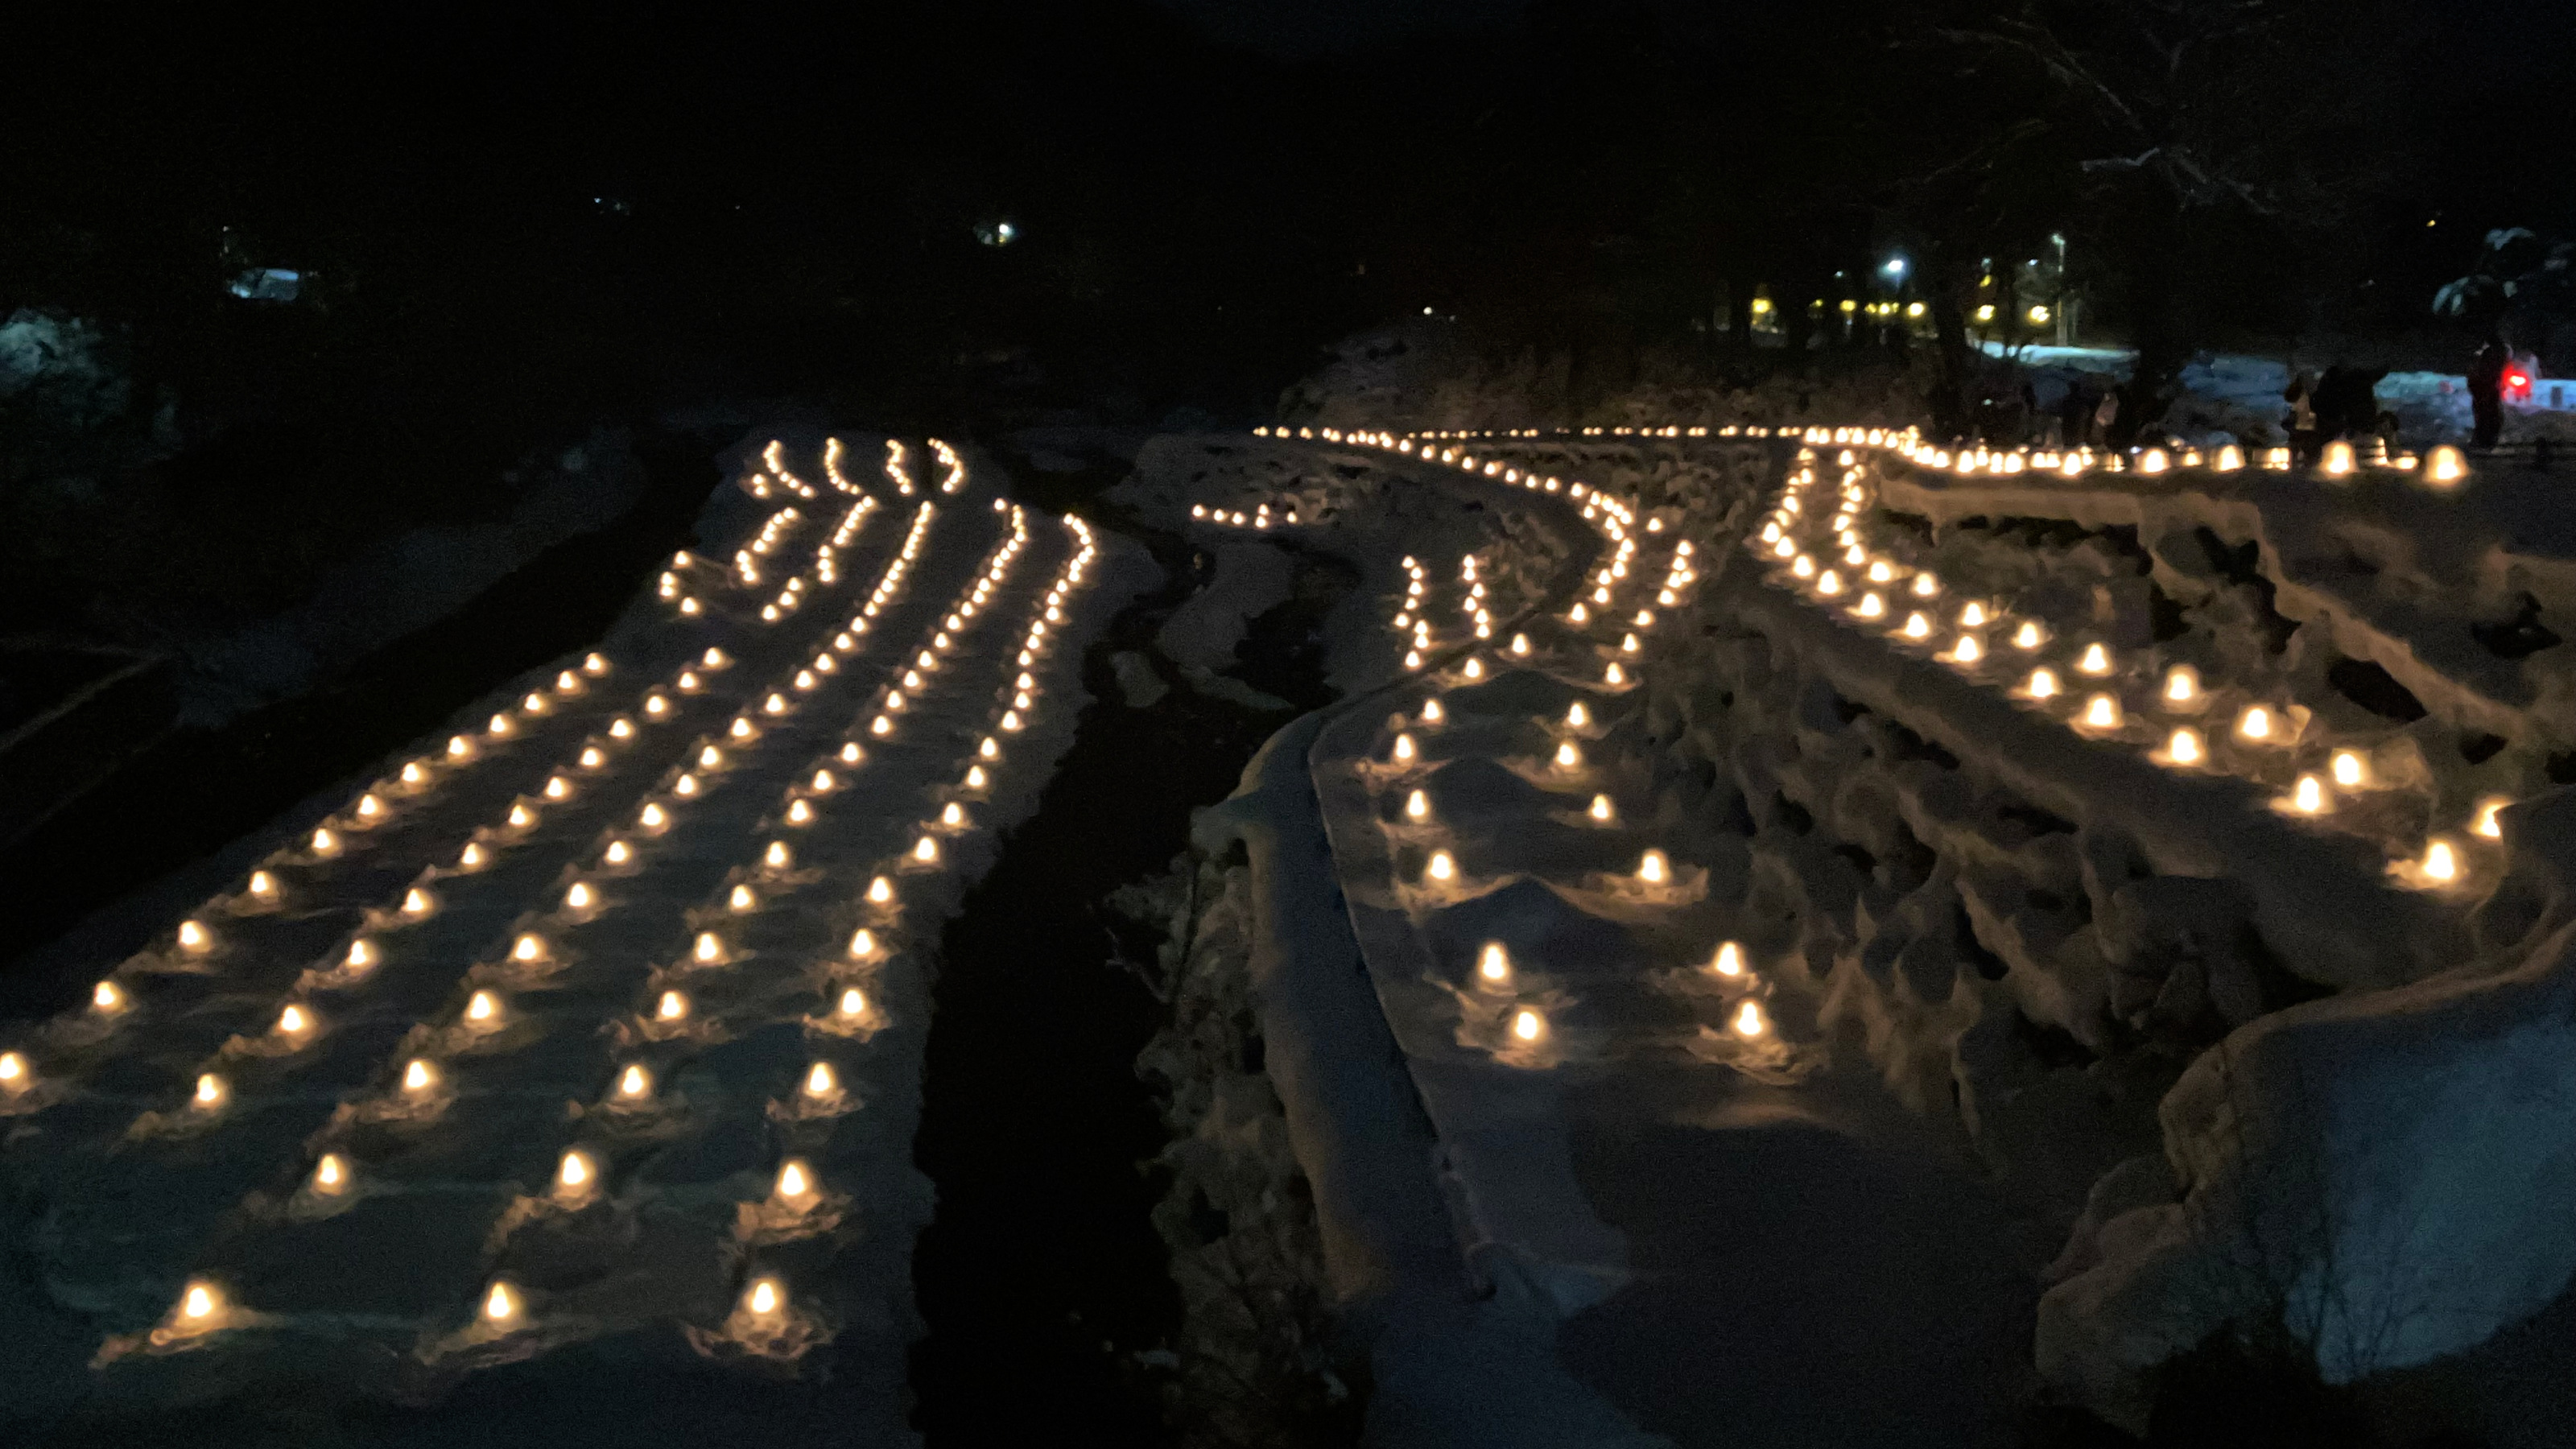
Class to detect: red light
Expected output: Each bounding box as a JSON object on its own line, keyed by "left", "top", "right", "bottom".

{"left": 2508, "top": 371, "right": 2530, "bottom": 390}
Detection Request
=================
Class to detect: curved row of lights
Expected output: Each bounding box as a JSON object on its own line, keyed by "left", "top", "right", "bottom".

{"left": 1749, "top": 441, "right": 2496, "bottom": 888}
{"left": 1287, "top": 429, "right": 1773, "bottom": 1053}
{"left": 94, "top": 483, "right": 1108, "bottom": 1358}
{"left": 23, "top": 495, "right": 943, "bottom": 1133}
{"left": 1358, "top": 420, "right": 2506, "bottom": 889}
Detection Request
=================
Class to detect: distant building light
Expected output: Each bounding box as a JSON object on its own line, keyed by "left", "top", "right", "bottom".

{"left": 1974, "top": 304, "right": 1996, "bottom": 323}
{"left": 1905, "top": 301, "right": 1926, "bottom": 318}
{"left": 1883, "top": 257, "right": 1907, "bottom": 277}
{"left": 976, "top": 221, "right": 1018, "bottom": 246}
{"left": 2028, "top": 304, "right": 2053, "bottom": 324}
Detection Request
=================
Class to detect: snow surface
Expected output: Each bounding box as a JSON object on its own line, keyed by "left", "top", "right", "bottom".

{"left": 0, "top": 441, "right": 1147, "bottom": 1442}
{"left": 1135, "top": 422, "right": 2576, "bottom": 1441}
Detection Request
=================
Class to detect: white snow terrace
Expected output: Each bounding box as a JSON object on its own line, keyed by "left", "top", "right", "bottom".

{"left": 0, "top": 436, "right": 1125, "bottom": 1430}
{"left": 1215, "top": 420, "right": 2566, "bottom": 1442}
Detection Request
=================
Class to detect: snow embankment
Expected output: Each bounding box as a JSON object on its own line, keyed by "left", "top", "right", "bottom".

{"left": 2038, "top": 788, "right": 2576, "bottom": 1431}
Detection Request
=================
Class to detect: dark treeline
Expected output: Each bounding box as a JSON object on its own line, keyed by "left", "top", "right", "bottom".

{"left": 1, "top": 0, "right": 2568, "bottom": 637}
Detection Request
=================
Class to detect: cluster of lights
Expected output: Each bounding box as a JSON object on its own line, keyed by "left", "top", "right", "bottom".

{"left": 1187, "top": 498, "right": 1300, "bottom": 529}
{"left": 884, "top": 440, "right": 915, "bottom": 497}
{"left": 927, "top": 438, "right": 969, "bottom": 495}
{"left": 1889, "top": 435, "right": 2469, "bottom": 489}
{"left": 43, "top": 474, "right": 1115, "bottom": 1359}
{"left": 1252, "top": 423, "right": 1764, "bottom": 1055}
{"left": 1748, "top": 432, "right": 2501, "bottom": 889}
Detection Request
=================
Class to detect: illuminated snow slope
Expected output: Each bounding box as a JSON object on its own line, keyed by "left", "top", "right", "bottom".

{"left": 0, "top": 435, "right": 1141, "bottom": 1440}
{"left": 1140, "top": 426, "right": 2576, "bottom": 1444}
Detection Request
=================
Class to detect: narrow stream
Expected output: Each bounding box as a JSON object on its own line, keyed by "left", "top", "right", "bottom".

{"left": 906, "top": 515, "right": 1348, "bottom": 1443}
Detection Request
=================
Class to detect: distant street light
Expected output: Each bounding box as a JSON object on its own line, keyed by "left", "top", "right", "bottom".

{"left": 1883, "top": 257, "right": 1907, "bottom": 279}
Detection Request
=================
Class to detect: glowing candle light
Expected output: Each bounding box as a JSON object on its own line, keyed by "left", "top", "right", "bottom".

{"left": 675, "top": 774, "right": 700, "bottom": 798}
{"left": 2425, "top": 445, "right": 2467, "bottom": 485}
{"left": 700, "top": 746, "right": 724, "bottom": 768}
{"left": 775, "top": 1160, "right": 815, "bottom": 1204}
{"left": 484, "top": 1281, "right": 518, "bottom": 1323}
{"left": 1511, "top": 634, "right": 1530, "bottom": 656}
{"left": 2331, "top": 750, "right": 2366, "bottom": 787}
{"left": 840, "top": 987, "right": 866, "bottom": 1017}
{"left": 1959, "top": 602, "right": 1987, "bottom": 629}
{"left": 728, "top": 719, "right": 753, "bottom": 739}
{"left": 657, "top": 990, "right": 688, "bottom": 1021}
{"left": 645, "top": 695, "right": 670, "bottom": 718}
{"left": 312, "top": 828, "right": 340, "bottom": 854}
{"left": 2321, "top": 440, "right": 2355, "bottom": 477}
{"left": 2475, "top": 799, "right": 2507, "bottom": 839}
{"left": 1814, "top": 571, "right": 1842, "bottom": 597}
{"left": 191, "top": 1072, "right": 226, "bottom": 1108}
{"left": 1588, "top": 794, "right": 1614, "bottom": 822}
{"left": 357, "top": 794, "right": 383, "bottom": 819}
{"left": 848, "top": 928, "right": 877, "bottom": 958}
{"left": 460, "top": 843, "right": 486, "bottom": 867}
{"left": 449, "top": 735, "right": 474, "bottom": 758}
{"left": 1421, "top": 698, "right": 1445, "bottom": 724}
{"left": 1478, "top": 943, "right": 1510, "bottom": 983}
{"left": 1902, "top": 613, "right": 1931, "bottom": 640}
{"left": 2166, "top": 728, "right": 2203, "bottom": 765}
{"left": 804, "top": 1062, "right": 836, "bottom": 1096}
{"left": 0, "top": 1051, "right": 24, "bottom": 1088}
{"left": 1638, "top": 849, "right": 1669, "bottom": 884}
{"left": 1605, "top": 663, "right": 1625, "bottom": 685}
{"left": 345, "top": 937, "right": 378, "bottom": 970}
{"left": 1791, "top": 555, "right": 1815, "bottom": 580}
{"left": 1404, "top": 790, "right": 1430, "bottom": 821}
{"left": 489, "top": 714, "right": 514, "bottom": 737}
{"left": 513, "top": 933, "right": 544, "bottom": 962}
{"left": 403, "top": 1059, "right": 436, "bottom": 1092}
{"left": 1856, "top": 592, "right": 1885, "bottom": 619}
{"left": 1732, "top": 1001, "right": 1768, "bottom": 1038}
{"left": 605, "top": 840, "right": 632, "bottom": 865}
{"left": 617, "top": 1064, "right": 651, "bottom": 1098}
{"left": 312, "top": 1153, "right": 347, "bottom": 1192}
{"left": 1951, "top": 634, "right": 1983, "bottom": 663}
{"left": 2014, "top": 621, "right": 2044, "bottom": 650}
{"left": 250, "top": 870, "right": 278, "bottom": 900}
{"left": 1511, "top": 1009, "right": 1543, "bottom": 1042}
{"left": 1571, "top": 602, "right": 1591, "bottom": 623}
{"left": 1913, "top": 573, "right": 1939, "bottom": 598}
{"left": 2291, "top": 774, "right": 2326, "bottom": 813}
{"left": 964, "top": 766, "right": 988, "bottom": 789}
{"left": 2082, "top": 694, "right": 2121, "bottom": 729}
{"left": 2078, "top": 643, "right": 2112, "bottom": 675}
{"left": 178, "top": 919, "right": 210, "bottom": 952}
{"left": 2238, "top": 705, "right": 2273, "bottom": 741}
{"left": 181, "top": 1282, "right": 221, "bottom": 1323}
{"left": 580, "top": 748, "right": 605, "bottom": 770}
{"left": 1711, "top": 942, "right": 1744, "bottom": 977}
{"left": 1555, "top": 741, "right": 1582, "bottom": 769}
{"left": 1868, "top": 560, "right": 1893, "bottom": 584}
{"left": 868, "top": 877, "right": 894, "bottom": 905}
{"left": 2421, "top": 839, "right": 2458, "bottom": 882}
{"left": 1426, "top": 851, "right": 1456, "bottom": 882}
{"left": 558, "top": 1150, "right": 592, "bottom": 1191}
{"left": 566, "top": 881, "right": 593, "bottom": 910}
{"left": 508, "top": 804, "right": 535, "bottom": 828}
{"left": 2164, "top": 666, "right": 2198, "bottom": 704}
{"left": 278, "top": 1004, "right": 310, "bottom": 1034}
{"left": 1462, "top": 659, "right": 1484, "bottom": 680}
{"left": 1392, "top": 733, "right": 1416, "bottom": 764}
{"left": 1567, "top": 703, "right": 1590, "bottom": 728}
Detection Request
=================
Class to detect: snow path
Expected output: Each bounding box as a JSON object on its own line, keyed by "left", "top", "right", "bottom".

{"left": 0, "top": 439, "right": 1141, "bottom": 1439}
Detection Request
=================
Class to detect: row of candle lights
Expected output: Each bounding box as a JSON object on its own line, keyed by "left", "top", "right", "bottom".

{"left": 109, "top": 468, "right": 1106, "bottom": 1353}
{"left": 1286, "top": 428, "right": 1773, "bottom": 1052}
{"left": 1751, "top": 442, "right": 2501, "bottom": 887}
